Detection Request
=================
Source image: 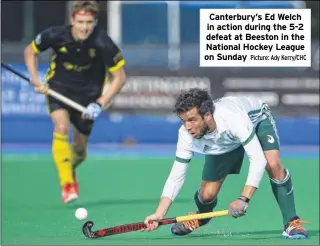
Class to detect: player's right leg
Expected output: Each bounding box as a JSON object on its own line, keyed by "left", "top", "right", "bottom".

{"left": 171, "top": 147, "right": 245, "bottom": 236}
{"left": 46, "top": 96, "right": 78, "bottom": 204}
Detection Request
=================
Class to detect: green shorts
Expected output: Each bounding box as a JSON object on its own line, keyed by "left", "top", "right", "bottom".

{"left": 202, "top": 114, "right": 280, "bottom": 181}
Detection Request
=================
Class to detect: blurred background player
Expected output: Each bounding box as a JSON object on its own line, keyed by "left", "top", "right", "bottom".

{"left": 23, "top": 1, "right": 126, "bottom": 204}
{"left": 143, "top": 88, "right": 309, "bottom": 239}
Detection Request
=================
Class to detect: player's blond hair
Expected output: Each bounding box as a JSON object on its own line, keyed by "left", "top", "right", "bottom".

{"left": 72, "top": 1, "right": 99, "bottom": 18}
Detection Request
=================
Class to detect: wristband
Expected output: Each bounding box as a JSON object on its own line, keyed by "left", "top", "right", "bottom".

{"left": 238, "top": 195, "right": 250, "bottom": 203}
{"left": 95, "top": 102, "right": 103, "bottom": 108}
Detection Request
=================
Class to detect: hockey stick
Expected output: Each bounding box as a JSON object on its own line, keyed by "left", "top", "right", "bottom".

{"left": 1, "top": 62, "right": 86, "bottom": 113}
{"left": 82, "top": 210, "right": 229, "bottom": 239}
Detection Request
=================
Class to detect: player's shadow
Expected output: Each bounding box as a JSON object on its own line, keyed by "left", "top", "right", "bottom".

{"left": 145, "top": 229, "right": 319, "bottom": 240}
{"left": 66, "top": 197, "right": 192, "bottom": 208}
{"left": 188, "top": 229, "right": 320, "bottom": 240}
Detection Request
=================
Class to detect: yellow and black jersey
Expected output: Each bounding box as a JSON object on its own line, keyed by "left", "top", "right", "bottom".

{"left": 31, "top": 25, "right": 125, "bottom": 91}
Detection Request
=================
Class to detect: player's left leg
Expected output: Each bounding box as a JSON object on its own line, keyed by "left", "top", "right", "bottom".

{"left": 171, "top": 179, "right": 224, "bottom": 236}
{"left": 256, "top": 114, "right": 309, "bottom": 239}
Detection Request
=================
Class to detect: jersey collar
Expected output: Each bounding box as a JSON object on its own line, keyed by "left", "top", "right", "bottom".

{"left": 203, "top": 129, "right": 218, "bottom": 139}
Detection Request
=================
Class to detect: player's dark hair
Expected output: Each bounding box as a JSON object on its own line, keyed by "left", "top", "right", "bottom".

{"left": 174, "top": 88, "right": 214, "bottom": 118}
{"left": 72, "top": 1, "right": 99, "bottom": 18}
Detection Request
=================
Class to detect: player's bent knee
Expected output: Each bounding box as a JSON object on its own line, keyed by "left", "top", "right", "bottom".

{"left": 54, "top": 124, "right": 70, "bottom": 135}
{"left": 266, "top": 156, "right": 282, "bottom": 169}
{"left": 266, "top": 158, "right": 282, "bottom": 170}
{"left": 265, "top": 150, "right": 283, "bottom": 168}
{"left": 199, "top": 191, "right": 216, "bottom": 203}
{"left": 199, "top": 180, "right": 223, "bottom": 202}
{"left": 51, "top": 109, "right": 70, "bottom": 135}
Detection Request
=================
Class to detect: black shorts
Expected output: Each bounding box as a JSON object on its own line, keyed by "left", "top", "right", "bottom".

{"left": 46, "top": 93, "right": 95, "bottom": 136}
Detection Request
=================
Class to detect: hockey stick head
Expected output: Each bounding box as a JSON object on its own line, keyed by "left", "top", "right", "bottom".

{"left": 82, "top": 221, "right": 97, "bottom": 239}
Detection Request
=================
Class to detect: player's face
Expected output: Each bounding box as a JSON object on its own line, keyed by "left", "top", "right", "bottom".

{"left": 179, "top": 107, "right": 209, "bottom": 139}
{"left": 71, "top": 13, "right": 96, "bottom": 41}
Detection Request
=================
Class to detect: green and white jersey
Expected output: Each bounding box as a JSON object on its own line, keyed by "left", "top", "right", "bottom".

{"left": 161, "top": 96, "right": 270, "bottom": 201}
{"left": 176, "top": 96, "right": 270, "bottom": 162}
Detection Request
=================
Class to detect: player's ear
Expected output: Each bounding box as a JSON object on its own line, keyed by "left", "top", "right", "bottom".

{"left": 70, "top": 16, "right": 74, "bottom": 25}
{"left": 204, "top": 112, "right": 211, "bottom": 123}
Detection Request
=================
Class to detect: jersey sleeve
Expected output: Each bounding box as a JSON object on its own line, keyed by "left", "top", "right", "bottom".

{"left": 242, "top": 135, "right": 267, "bottom": 188}
{"left": 102, "top": 36, "right": 126, "bottom": 72}
{"left": 161, "top": 160, "right": 189, "bottom": 201}
{"left": 175, "top": 127, "right": 193, "bottom": 163}
{"left": 31, "top": 27, "right": 56, "bottom": 54}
